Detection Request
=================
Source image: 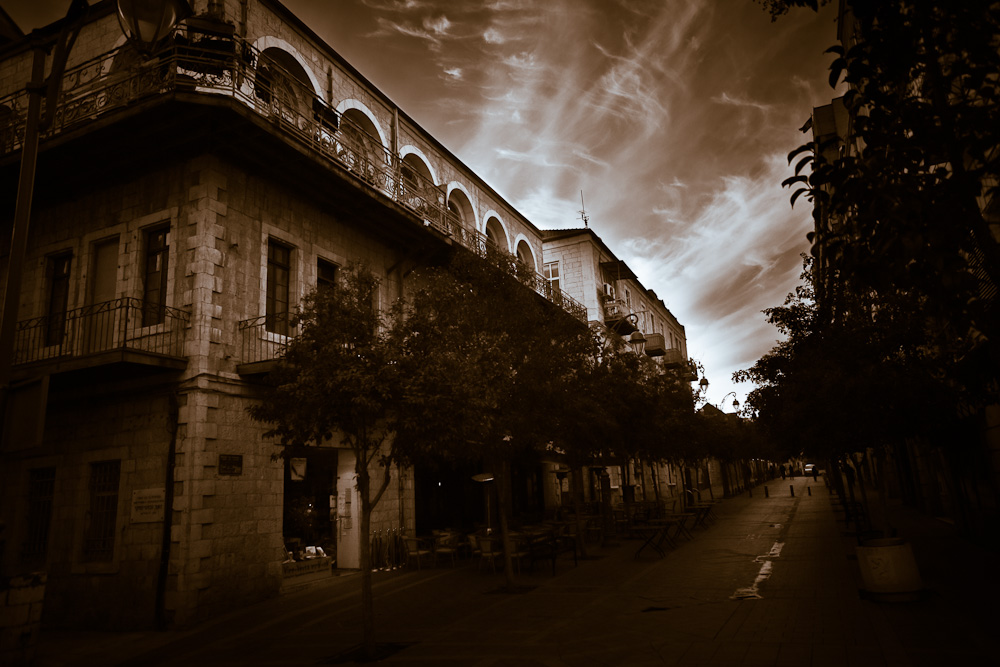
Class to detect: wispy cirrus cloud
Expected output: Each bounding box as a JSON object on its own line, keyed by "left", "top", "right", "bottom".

{"left": 274, "top": 0, "right": 841, "bottom": 407}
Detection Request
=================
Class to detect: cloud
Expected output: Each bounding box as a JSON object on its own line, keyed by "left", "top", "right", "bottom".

{"left": 712, "top": 91, "right": 772, "bottom": 113}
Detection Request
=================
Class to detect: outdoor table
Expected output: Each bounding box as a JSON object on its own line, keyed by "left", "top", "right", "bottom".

{"left": 632, "top": 519, "right": 677, "bottom": 559}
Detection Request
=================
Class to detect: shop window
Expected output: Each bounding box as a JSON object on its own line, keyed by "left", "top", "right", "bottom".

{"left": 45, "top": 253, "right": 72, "bottom": 347}
{"left": 267, "top": 239, "right": 292, "bottom": 335}
{"left": 21, "top": 467, "right": 56, "bottom": 567}
{"left": 142, "top": 225, "right": 170, "bottom": 326}
{"left": 83, "top": 460, "right": 120, "bottom": 563}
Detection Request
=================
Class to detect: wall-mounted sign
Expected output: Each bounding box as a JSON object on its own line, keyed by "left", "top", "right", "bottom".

{"left": 290, "top": 457, "right": 307, "bottom": 481}
{"left": 131, "top": 488, "right": 165, "bottom": 523}
{"left": 219, "top": 454, "right": 243, "bottom": 476}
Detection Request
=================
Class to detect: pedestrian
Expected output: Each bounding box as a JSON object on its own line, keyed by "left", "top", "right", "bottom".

{"left": 780, "top": 465, "right": 786, "bottom": 480}
{"left": 812, "top": 466, "right": 818, "bottom": 482}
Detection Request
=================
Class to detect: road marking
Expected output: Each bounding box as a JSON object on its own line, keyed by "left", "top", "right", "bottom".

{"left": 732, "top": 541, "right": 783, "bottom": 600}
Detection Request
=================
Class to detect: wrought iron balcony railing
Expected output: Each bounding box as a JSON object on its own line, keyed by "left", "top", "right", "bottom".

{"left": 237, "top": 314, "right": 294, "bottom": 368}
{"left": 14, "top": 297, "right": 189, "bottom": 366}
{"left": 0, "top": 35, "right": 587, "bottom": 324}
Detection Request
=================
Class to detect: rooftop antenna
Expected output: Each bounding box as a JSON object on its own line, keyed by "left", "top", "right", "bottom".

{"left": 579, "top": 190, "right": 589, "bottom": 228}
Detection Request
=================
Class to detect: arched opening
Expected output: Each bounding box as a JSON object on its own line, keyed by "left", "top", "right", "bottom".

{"left": 254, "top": 48, "right": 313, "bottom": 122}
{"left": 484, "top": 217, "right": 507, "bottom": 251}
{"left": 400, "top": 153, "right": 435, "bottom": 213}
{"left": 446, "top": 187, "right": 474, "bottom": 235}
{"left": 516, "top": 239, "right": 535, "bottom": 271}
{"left": 338, "top": 108, "right": 385, "bottom": 185}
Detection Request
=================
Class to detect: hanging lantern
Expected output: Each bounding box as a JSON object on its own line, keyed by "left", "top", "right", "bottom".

{"left": 116, "top": 0, "right": 192, "bottom": 52}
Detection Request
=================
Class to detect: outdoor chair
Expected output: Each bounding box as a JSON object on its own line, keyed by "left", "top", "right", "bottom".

{"left": 433, "top": 532, "right": 458, "bottom": 567}
{"left": 477, "top": 535, "right": 501, "bottom": 573}
{"left": 403, "top": 536, "right": 434, "bottom": 570}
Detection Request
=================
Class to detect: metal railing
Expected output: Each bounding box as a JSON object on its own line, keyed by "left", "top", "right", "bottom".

{"left": 238, "top": 314, "right": 293, "bottom": 366}
{"left": 13, "top": 297, "right": 189, "bottom": 365}
{"left": 0, "top": 35, "right": 587, "bottom": 324}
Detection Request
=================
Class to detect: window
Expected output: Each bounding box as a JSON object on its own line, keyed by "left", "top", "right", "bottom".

{"left": 267, "top": 239, "right": 292, "bottom": 335}
{"left": 46, "top": 253, "right": 72, "bottom": 347}
{"left": 317, "top": 258, "right": 338, "bottom": 293}
{"left": 21, "top": 467, "right": 56, "bottom": 567}
{"left": 625, "top": 288, "right": 632, "bottom": 311}
{"left": 544, "top": 261, "right": 560, "bottom": 297}
{"left": 83, "top": 460, "right": 120, "bottom": 563}
{"left": 142, "top": 225, "right": 169, "bottom": 326}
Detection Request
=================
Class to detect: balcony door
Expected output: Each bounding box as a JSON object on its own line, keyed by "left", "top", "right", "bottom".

{"left": 84, "top": 237, "right": 120, "bottom": 354}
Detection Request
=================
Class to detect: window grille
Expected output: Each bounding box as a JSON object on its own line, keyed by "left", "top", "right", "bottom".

{"left": 21, "top": 467, "right": 56, "bottom": 566}
{"left": 83, "top": 460, "right": 120, "bottom": 562}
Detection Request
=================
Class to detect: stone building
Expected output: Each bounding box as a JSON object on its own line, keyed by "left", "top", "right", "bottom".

{"left": 0, "top": 0, "right": 586, "bottom": 629}
{"left": 541, "top": 228, "right": 698, "bottom": 507}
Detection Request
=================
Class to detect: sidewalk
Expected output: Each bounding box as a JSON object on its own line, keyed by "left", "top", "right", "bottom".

{"left": 34, "top": 476, "right": 999, "bottom": 666}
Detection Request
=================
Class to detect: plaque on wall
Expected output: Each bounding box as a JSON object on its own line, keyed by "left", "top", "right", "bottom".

{"left": 131, "top": 488, "right": 165, "bottom": 523}
{"left": 219, "top": 454, "right": 243, "bottom": 476}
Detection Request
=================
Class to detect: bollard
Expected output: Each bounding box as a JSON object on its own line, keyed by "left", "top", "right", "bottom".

{"left": 764, "top": 486, "right": 769, "bottom": 498}
{"left": 807, "top": 486, "right": 812, "bottom": 496}
{"left": 790, "top": 485, "right": 795, "bottom": 497}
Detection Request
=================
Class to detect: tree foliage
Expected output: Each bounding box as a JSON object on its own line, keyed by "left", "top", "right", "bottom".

{"left": 782, "top": 0, "right": 1000, "bottom": 410}
{"left": 393, "top": 251, "right": 592, "bottom": 587}
{"left": 247, "top": 263, "right": 398, "bottom": 659}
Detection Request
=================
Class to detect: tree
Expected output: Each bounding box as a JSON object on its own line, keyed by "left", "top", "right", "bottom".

{"left": 393, "top": 251, "right": 591, "bottom": 588}
{"left": 780, "top": 0, "right": 1000, "bottom": 410}
{"left": 248, "top": 264, "right": 399, "bottom": 660}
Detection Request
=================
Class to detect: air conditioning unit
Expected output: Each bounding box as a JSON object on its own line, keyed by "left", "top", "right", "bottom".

{"left": 603, "top": 283, "right": 615, "bottom": 298}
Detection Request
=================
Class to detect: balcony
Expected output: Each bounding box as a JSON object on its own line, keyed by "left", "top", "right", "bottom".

{"left": 0, "top": 36, "right": 588, "bottom": 325}
{"left": 661, "top": 348, "right": 698, "bottom": 381}
{"left": 643, "top": 332, "right": 666, "bottom": 357}
{"left": 237, "top": 315, "right": 293, "bottom": 374}
{"left": 602, "top": 297, "right": 638, "bottom": 335}
{"left": 13, "top": 298, "right": 189, "bottom": 377}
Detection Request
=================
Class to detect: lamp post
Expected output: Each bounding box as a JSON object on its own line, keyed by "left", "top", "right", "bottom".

{"left": 471, "top": 473, "right": 494, "bottom": 534}
{"left": 720, "top": 391, "right": 740, "bottom": 413}
{"left": 0, "top": 0, "right": 190, "bottom": 441}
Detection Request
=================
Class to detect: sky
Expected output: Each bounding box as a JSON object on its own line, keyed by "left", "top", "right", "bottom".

{"left": 5, "top": 0, "right": 840, "bottom": 412}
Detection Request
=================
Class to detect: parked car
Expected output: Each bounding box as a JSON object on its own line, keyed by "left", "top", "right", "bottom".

{"left": 804, "top": 463, "right": 817, "bottom": 476}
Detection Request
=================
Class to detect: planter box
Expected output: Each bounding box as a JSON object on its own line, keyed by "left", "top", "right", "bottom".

{"left": 281, "top": 556, "right": 333, "bottom": 591}
{"left": 856, "top": 538, "right": 923, "bottom": 601}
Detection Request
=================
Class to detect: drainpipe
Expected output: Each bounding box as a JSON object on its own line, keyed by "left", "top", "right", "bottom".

{"left": 155, "top": 391, "right": 180, "bottom": 629}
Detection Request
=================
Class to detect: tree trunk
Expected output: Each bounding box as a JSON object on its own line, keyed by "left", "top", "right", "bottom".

{"left": 571, "top": 466, "right": 588, "bottom": 559}
{"left": 493, "top": 456, "right": 517, "bottom": 590}
{"left": 355, "top": 443, "right": 392, "bottom": 661}
{"left": 357, "top": 460, "right": 375, "bottom": 660}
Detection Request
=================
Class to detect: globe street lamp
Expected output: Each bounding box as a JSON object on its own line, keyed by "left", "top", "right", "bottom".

{"left": 0, "top": 0, "right": 191, "bottom": 440}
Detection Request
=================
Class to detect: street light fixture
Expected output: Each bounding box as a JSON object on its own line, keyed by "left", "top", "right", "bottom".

{"left": 117, "top": 0, "right": 193, "bottom": 53}
{"left": 721, "top": 391, "right": 740, "bottom": 413}
{"left": 628, "top": 330, "right": 646, "bottom": 355}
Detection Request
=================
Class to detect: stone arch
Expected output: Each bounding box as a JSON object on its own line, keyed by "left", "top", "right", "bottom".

{"left": 335, "top": 100, "right": 389, "bottom": 153}
{"left": 482, "top": 211, "right": 509, "bottom": 252}
{"left": 250, "top": 36, "right": 322, "bottom": 95}
{"left": 254, "top": 46, "right": 316, "bottom": 115}
{"left": 399, "top": 145, "right": 438, "bottom": 186}
{"left": 514, "top": 235, "right": 537, "bottom": 272}
{"left": 445, "top": 183, "right": 477, "bottom": 230}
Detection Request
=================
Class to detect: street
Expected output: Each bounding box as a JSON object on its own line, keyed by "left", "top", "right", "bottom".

{"left": 36, "top": 476, "right": 999, "bottom": 666}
